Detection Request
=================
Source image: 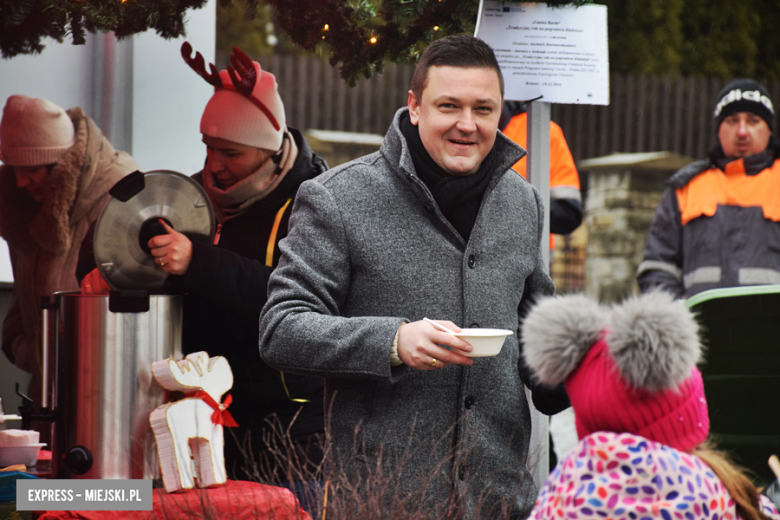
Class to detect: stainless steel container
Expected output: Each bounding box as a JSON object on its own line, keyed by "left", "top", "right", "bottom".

{"left": 51, "top": 292, "right": 182, "bottom": 479}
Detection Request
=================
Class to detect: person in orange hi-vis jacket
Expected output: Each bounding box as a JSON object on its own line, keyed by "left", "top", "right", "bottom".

{"left": 500, "top": 101, "right": 582, "bottom": 249}
{"left": 638, "top": 78, "right": 780, "bottom": 299}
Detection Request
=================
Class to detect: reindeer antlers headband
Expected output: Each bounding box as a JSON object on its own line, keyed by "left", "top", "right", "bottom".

{"left": 181, "top": 41, "right": 281, "bottom": 132}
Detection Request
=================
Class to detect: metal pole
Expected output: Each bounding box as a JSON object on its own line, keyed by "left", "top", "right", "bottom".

{"left": 525, "top": 100, "right": 551, "bottom": 486}
{"left": 526, "top": 101, "right": 551, "bottom": 268}
{"left": 40, "top": 296, "right": 57, "bottom": 409}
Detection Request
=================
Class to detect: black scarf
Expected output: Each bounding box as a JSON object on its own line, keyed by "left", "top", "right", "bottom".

{"left": 400, "top": 113, "right": 499, "bottom": 241}
{"left": 708, "top": 137, "right": 780, "bottom": 175}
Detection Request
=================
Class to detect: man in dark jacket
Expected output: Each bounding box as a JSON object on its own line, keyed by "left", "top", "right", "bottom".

{"left": 259, "top": 35, "right": 566, "bottom": 519}
{"left": 638, "top": 78, "right": 779, "bottom": 298}
{"left": 81, "top": 46, "right": 328, "bottom": 484}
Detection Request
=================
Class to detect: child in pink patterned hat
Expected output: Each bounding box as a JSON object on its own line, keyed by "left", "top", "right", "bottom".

{"left": 521, "top": 290, "right": 779, "bottom": 520}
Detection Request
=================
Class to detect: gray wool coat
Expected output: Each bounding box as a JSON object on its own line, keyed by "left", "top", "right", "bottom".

{"left": 259, "top": 108, "right": 555, "bottom": 518}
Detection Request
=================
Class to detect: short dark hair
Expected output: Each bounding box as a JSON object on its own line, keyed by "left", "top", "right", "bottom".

{"left": 410, "top": 35, "right": 504, "bottom": 103}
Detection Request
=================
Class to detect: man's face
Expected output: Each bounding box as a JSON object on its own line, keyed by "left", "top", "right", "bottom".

{"left": 13, "top": 165, "right": 50, "bottom": 202}
{"left": 408, "top": 66, "right": 502, "bottom": 176}
{"left": 718, "top": 112, "right": 772, "bottom": 158}
{"left": 202, "top": 135, "right": 273, "bottom": 188}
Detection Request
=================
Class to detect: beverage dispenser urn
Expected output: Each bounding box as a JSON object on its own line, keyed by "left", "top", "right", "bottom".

{"left": 39, "top": 170, "right": 214, "bottom": 479}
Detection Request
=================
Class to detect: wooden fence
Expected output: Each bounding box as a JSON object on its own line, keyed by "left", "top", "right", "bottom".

{"left": 263, "top": 53, "right": 780, "bottom": 164}
{"left": 552, "top": 75, "right": 780, "bottom": 163}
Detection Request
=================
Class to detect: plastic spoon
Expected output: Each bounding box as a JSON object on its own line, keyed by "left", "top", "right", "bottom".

{"left": 423, "top": 317, "right": 457, "bottom": 334}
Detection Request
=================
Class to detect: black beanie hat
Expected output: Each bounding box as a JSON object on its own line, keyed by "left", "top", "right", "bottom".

{"left": 713, "top": 78, "right": 774, "bottom": 131}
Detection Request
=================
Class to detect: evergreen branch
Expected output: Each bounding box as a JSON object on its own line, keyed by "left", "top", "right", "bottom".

{"left": 0, "top": 0, "right": 591, "bottom": 81}
{"left": 261, "top": 0, "right": 589, "bottom": 85}
{"left": 0, "top": 0, "right": 208, "bottom": 58}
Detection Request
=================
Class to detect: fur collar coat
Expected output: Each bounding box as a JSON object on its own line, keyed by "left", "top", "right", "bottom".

{"left": 0, "top": 107, "right": 138, "bottom": 377}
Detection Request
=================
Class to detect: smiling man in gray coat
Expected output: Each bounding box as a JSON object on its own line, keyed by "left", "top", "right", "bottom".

{"left": 259, "top": 35, "right": 560, "bottom": 518}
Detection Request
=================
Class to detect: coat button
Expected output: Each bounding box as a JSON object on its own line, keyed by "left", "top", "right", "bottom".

{"left": 424, "top": 204, "right": 433, "bottom": 213}
{"left": 459, "top": 466, "right": 466, "bottom": 480}
{"left": 469, "top": 323, "right": 479, "bottom": 329}
{"left": 467, "top": 255, "right": 476, "bottom": 268}
{"left": 465, "top": 395, "right": 475, "bottom": 409}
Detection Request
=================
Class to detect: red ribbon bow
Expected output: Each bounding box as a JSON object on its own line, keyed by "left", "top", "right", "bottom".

{"left": 188, "top": 390, "right": 239, "bottom": 427}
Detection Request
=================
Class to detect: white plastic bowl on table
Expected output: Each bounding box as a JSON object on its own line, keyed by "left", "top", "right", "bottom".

{"left": 453, "top": 328, "right": 513, "bottom": 357}
{"left": 0, "top": 414, "right": 22, "bottom": 431}
{"left": 0, "top": 444, "right": 46, "bottom": 467}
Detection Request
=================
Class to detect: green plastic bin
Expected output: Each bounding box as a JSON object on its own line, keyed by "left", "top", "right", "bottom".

{"left": 686, "top": 285, "right": 780, "bottom": 485}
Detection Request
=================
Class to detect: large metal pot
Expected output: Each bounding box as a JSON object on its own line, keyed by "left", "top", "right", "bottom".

{"left": 22, "top": 170, "right": 212, "bottom": 479}
{"left": 48, "top": 292, "right": 182, "bottom": 479}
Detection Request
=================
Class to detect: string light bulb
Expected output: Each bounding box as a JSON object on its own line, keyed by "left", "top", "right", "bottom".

{"left": 323, "top": 24, "right": 329, "bottom": 31}
{"left": 433, "top": 26, "right": 439, "bottom": 31}
{"left": 369, "top": 30, "right": 377, "bottom": 44}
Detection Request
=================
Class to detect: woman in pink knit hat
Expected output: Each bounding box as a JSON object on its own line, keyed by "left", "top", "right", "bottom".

{"left": 521, "top": 290, "right": 780, "bottom": 520}
{"left": 0, "top": 95, "right": 138, "bottom": 423}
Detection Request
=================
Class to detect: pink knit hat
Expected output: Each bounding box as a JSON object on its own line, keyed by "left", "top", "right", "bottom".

{"left": 182, "top": 42, "right": 286, "bottom": 151}
{"left": 0, "top": 95, "right": 75, "bottom": 166}
{"left": 522, "top": 290, "right": 710, "bottom": 453}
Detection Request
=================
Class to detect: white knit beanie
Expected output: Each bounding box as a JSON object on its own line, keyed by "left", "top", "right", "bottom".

{"left": 0, "top": 95, "right": 75, "bottom": 166}
{"left": 200, "top": 62, "right": 286, "bottom": 151}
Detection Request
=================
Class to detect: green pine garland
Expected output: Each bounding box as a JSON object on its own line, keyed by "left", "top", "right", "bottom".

{"left": 1, "top": 0, "right": 591, "bottom": 86}
{"left": 0, "top": 0, "right": 208, "bottom": 58}
{"left": 252, "top": 0, "right": 593, "bottom": 85}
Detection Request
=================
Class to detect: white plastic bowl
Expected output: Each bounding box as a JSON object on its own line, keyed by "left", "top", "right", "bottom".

{"left": 453, "top": 328, "right": 513, "bottom": 357}
{"left": 0, "top": 444, "right": 45, "bottom": 467}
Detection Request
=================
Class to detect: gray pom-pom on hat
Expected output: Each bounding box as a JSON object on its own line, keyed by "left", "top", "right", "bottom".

{"left": 522, "top": 290, "right": 702, "bottom": 392}
{"left": 607, "top": 290, "right": 702, "bottom": 392}
{"left": 522, "top": 293, "right": 607, "bottom": 386}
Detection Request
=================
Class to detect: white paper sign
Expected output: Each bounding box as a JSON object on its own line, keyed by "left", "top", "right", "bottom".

{"left": 0, "top": 240, "right": 12, "bottom": 283}
{"left": 475, "top": 2, "right": 609, "bottom": 105}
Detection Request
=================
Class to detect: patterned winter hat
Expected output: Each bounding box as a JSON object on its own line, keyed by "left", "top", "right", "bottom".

{"left": 522, "top": 290, "right": 710, "bottom": 453}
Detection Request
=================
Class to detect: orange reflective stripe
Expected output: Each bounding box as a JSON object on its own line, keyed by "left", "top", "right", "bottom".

{"left": 676, "top": 160, "right": 780, "bottom": 226}
{"left": 265, "top": 198, "right": 293, "bottom": 267}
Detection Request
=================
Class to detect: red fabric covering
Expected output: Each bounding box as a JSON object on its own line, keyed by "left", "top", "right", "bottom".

{"left": 35, "top": 480, "right": 311, "bottom": 520}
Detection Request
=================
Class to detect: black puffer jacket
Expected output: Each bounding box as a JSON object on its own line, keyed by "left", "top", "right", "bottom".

{"left": 168, "top": 128, "right": 328, "bottom": 479}
{"left": 76, "top": 128, "right": 328, "bottom": 479}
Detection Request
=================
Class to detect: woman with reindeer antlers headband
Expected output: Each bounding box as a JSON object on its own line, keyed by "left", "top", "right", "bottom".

{"left": 79, "top": 43, "right": 329, "bottom": 490}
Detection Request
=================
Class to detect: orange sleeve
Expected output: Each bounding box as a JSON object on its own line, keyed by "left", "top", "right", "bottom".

{"left": 503, "top": 114, "right": 581, "bottom": 251}
{"left": 502, "top": 113, "right": 528, "bottom": 178}
{"left": 549, "top": 121, "right": 579, "bottom": 190}
{"left": 503, "top": 115, "right": 579, "bottom": 192}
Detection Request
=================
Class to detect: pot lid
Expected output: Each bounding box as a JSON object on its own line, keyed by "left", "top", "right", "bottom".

{"left": 93, "top": 170, "right": 214, "bottom": 292}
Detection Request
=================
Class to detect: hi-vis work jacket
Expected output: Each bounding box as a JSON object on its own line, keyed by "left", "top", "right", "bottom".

{"left": 637, "top": 143, "right": 780, "bottom": 299}
{"left": 501, "top": 110, "right": 583, "bottom": 241}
